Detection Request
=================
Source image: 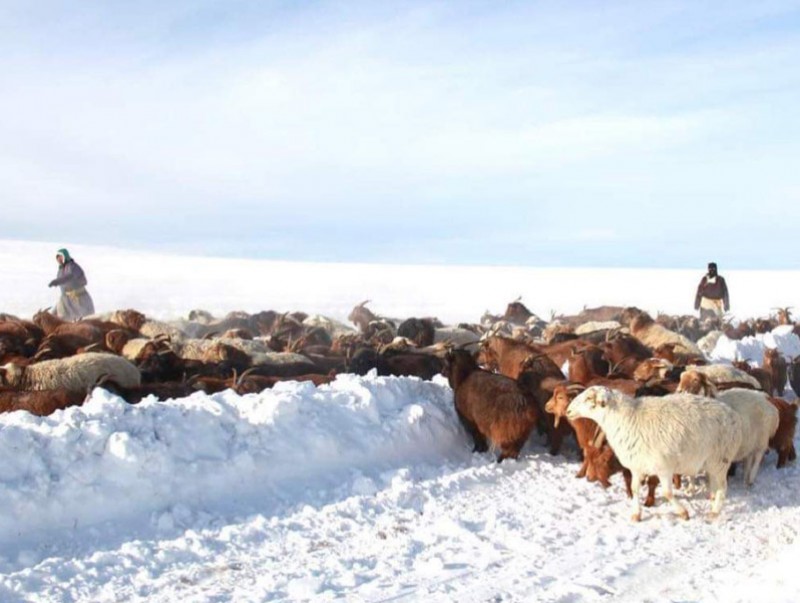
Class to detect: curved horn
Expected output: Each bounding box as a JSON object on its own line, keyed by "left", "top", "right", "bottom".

{"left": 236, "top": 366, "right": 261, "bottom": 387}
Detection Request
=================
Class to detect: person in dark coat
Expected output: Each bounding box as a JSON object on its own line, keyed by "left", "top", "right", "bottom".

{"left": 694, "top": 262, "right": 729, "bottom": 320}
{"left": 49, "top": 248, "right": 95, "bottom": 321}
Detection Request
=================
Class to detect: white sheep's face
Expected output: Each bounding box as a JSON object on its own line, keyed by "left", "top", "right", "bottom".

{"left": 566, "top": 386, "right": 613, "bottom": 421}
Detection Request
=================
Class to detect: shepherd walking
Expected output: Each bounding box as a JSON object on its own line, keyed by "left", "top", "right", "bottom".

{"left": 48, "top": 248, "right": 95, "bottom": 320}
{"left": 694, "top": 262, "right": 729, "bottom": 320}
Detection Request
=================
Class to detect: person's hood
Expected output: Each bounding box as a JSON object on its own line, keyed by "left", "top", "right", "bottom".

{"left": 57, "top": 248, "right": 72, "bottom": 262}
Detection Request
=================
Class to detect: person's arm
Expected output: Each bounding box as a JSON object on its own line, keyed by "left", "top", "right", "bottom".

{"left": 49, "top": 263, "right": 77, "bottom": 288}
{"left": 694, "top": 277, "right": 706, "bottom": 310}
{"left": 721, "top": 277, "right": 730, "bottom": 312}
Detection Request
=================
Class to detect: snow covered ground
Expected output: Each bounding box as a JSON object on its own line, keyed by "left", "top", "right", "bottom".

{"left": 1, "top": 239, "right": 800, "bottom": 602}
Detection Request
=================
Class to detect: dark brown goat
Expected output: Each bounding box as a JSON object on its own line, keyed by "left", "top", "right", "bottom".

{"left": 516, "top": 353, "right": 570, "bottom": 455}
{"left": 600, "top": 333, "right": 652, "bottom": 378}
{"left": 767, "top": 396, "right": 797, "bottom": 468}
{"left": 397, "top": 318, "right": 436, "bottom": 347}
{"left": 348, "top": 348, "right": 442, "bottom": 381}
{"left": 503, "top": 298, "right": 535, "bottom": 325}
{"left": 567, "top": 345, "right": 610, "bottom": 385}
{"left": 443, "top": 349, "right": 538, "bottom": 462}
{"left": 763, "top": 348, "right": 788, "bottom": 396}
{"left": 732, "top": 360, "right": 773, "bottom": 394}
{"left": 234, "top": 369, "right": 338, "bottom": 394}
{"left": 348, "top": 301, "right": 379, "bottom": 333}
{"left": 790, "top": 356, "right": 800, "bottom": 398}
{"left": 477, "top": 336, "right": 544, "bottom": 379}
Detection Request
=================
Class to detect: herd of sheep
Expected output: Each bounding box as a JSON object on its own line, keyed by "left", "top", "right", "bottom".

{"left": 1, "top": 300, "right": 799, "bottom": 521}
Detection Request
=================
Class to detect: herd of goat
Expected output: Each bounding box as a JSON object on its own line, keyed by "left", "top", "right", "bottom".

{"left": 1, "top": 299, "right": 799, "bottom": 520}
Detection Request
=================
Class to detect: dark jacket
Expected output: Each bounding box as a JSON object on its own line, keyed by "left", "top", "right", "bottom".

{"left": 51, "top": 259, "right": 88, "bottom": 294}
{"left": 694, "top": 275, "right": 729, "bottom": 311}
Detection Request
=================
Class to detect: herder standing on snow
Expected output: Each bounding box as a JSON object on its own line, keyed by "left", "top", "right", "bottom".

{"left": 694, "top": 261, "right": 729, "bottom": 320}
{"left": 48, "top": 248, "right": 95, "bottom": 321}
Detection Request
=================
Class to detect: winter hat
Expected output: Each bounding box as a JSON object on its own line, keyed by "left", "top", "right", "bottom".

{"left": 56, "top": 248, "right": 72, "bottom": 262}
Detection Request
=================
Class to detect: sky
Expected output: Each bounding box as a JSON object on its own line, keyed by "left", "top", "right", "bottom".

{"left": 1, "top": 0, "right": 799, "bottom": 268}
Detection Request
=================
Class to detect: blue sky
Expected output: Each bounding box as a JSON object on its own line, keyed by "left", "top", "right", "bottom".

{"left": 1, "top": 1, "right": 799, "bottom": 268}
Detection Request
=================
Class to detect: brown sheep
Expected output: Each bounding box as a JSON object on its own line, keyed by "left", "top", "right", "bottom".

{"left": 763, "top": 348, "right": 788, "bottom": 396}
{"left": 443, "top": 349, "right": 539, "bottom": 462}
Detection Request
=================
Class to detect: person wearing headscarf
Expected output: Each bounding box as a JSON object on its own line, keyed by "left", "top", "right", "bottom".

{"left": 48, "top": 248, "right": 95, "bottom": 320}
{"left": 694, "top": 262, "right": 729, "bottom": 320}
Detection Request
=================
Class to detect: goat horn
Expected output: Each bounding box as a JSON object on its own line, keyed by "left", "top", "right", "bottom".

{"left": 236, "top": 366, "right": 260, "bottom": 387}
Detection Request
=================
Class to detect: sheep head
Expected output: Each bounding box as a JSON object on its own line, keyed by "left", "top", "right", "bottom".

{"left": 566, "top": 386, "right": 616, "bottom": 422}
{"left": 676, "top": 370, "right": 718, "bottom": 397}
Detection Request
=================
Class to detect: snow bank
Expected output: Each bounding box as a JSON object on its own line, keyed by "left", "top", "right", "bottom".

{"left": 710, "top": 325, "right": 800, "bottom": 365}
{"left": 0, "top": 374, "right": 465, "bottom": 559}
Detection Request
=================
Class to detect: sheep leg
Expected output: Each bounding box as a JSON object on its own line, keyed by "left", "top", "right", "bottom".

{"left": 745, "top": 450, "right": 766, "bottom": 486}
{"left": 708, "top": 466, "right": 728, "bottom": 517}
{"left": 659, "top": 472, "right": 689, "bottom": 520}
{"left": 629, "top": 471, "right": 643, "bottom": 522}
{"left": 644, "top": 476, "right": 659, "bottom": 508}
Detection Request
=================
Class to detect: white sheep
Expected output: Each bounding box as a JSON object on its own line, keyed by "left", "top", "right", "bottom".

{"left": 676, "top": 371, "right": 779, "bottom": 486}
{"left": 566, "top": 386, "right": 743, "bottom": 521}
{"left": 685, "top": 363, "right": 761, "bottom": 390}
{"left": 0, "top": 352, "right": 141, "bottom": 392}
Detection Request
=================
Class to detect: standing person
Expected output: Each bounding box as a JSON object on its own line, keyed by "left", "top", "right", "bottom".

{"left": 48, "top": 248, "right": 95, "bottom": 320}
{"left": 694, "top": 262, "right": 729, "bottom": 320}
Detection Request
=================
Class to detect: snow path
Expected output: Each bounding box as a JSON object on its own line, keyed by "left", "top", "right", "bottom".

{"left": 3, "top": 429, "right": 798, "bottom": 602}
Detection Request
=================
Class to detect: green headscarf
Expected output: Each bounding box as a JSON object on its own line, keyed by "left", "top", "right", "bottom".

{"left": 56, "top": 248, "right": 72, "bottom": 262}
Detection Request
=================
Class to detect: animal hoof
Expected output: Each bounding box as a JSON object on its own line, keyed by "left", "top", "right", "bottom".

{"left": 630, "top": 513, "right": 642, "bottom": 522}
{"left": 678, "top": 510, "right": 690, "bottom": 521}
